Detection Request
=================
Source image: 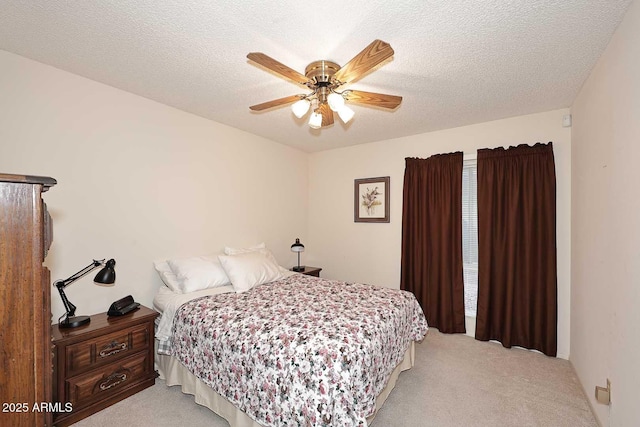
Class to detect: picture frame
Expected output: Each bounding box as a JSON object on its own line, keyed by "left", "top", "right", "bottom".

{"left": 354, "top": 176, "right": 390, "bottom": 223}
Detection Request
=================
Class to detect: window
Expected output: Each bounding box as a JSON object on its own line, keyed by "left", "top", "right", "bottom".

{"left": 462, "top": 159, "right": 478, "bottom": 316}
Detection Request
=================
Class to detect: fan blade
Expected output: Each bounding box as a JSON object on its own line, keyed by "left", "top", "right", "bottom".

{"left": 249, "top": 95, "right": 301, "bottom": 111}
{"left": 345, "top": 90, "right": 402, "bottom": 109}
{"left": 318, "top": 103, "right": 334, "bottom": 126}
{"left": 247, "top": 52, "right": 310, "bottom": 87}
{"left": 333, "top": 40, "right": 395, "bottom": 84}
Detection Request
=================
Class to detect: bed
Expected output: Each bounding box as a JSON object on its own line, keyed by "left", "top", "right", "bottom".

{"left": 153, "top": 249, "right": 428, "bottom": 427}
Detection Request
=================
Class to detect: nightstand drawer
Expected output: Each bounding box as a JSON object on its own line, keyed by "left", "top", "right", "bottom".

{"left": 65, "top": 351, "right": 152, "bottom": 410}
{"left": 66, "top": 323, "right": 151, "bottom": 377}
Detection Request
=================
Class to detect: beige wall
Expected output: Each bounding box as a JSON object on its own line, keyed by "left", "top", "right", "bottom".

{"left": 0, "top": 50, "right": 308, "bottom": 322}
{"left": 570, "top": 0, "right": 640, "bottom": 425}
{"left": 308, "top": 109, "right": 572, "bottom": 359}
{"left": 7, "top": 14, "right": 637, "bottom": 420}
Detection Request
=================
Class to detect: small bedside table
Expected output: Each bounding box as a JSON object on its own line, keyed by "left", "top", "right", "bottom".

{"left": 291, "top": 266, "right": 322, "bottom": 277}
{"left": 51, "top": 305, "right": 158, "bottom": 427}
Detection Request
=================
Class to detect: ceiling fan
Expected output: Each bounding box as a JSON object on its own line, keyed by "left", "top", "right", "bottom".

{"left": 247, "top": 40, "right": 402, "bottom": 129}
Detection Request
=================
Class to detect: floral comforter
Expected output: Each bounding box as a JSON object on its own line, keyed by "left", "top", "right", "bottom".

{"left": 170, "top": 274, "right": 428, "bottom": 427}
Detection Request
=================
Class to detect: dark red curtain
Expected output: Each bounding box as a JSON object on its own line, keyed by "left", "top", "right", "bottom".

{"left": 475, "top": 142, "right": 557, "bottom": 356}
{"left": 401, "top": 153, "right": 465, "bottom": 334}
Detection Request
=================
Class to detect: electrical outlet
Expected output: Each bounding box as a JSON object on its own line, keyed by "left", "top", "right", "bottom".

{"left": 595, "top": 379, "right": 611, "bottom": 405}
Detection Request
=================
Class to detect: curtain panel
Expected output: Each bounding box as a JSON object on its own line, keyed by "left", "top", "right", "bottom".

{"left": 400, "top": 153, "right": 465, "bottom": 334}
{"left": 475, "top": 142, "right": 557, "bottom": 356}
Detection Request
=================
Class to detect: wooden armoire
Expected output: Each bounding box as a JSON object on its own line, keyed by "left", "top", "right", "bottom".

{"left": 0, "top": 173, "right": 56, "bottom": 427}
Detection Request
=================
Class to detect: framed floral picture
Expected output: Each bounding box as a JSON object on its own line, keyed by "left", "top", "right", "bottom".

{"left": 354, "top": 176, "right": 390, "bottom": 223}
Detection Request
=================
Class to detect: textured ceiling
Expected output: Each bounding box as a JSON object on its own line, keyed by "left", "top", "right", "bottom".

{"left": 0, "top": 1, "right": 632, "bottom": 152}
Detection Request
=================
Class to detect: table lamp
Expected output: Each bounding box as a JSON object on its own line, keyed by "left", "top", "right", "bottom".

{"left": 290, "top": 238, "right": 305, "bottom": 272}
{"left": 54, "top": 258, "right": 116, "bottom": 328}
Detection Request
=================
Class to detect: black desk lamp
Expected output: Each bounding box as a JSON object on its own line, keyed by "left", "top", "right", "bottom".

{"left": 290, "top": 238, "right": 305, "bottom": 272}
{"left": 54, "top": 258, "right": 116, "bottom": 328}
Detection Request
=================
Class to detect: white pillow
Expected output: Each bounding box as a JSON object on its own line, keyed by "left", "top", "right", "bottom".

{"left": 153, "top": 260, "right": 182, "bottom": 293}
{"left": 218, "top": 249, "right": 283, "bottom": 293}
{"left": 223, "top": 242, "right": 266, "bottom": 255}
{"left": 166, "top": 256, "right": 231, "bottom": 293}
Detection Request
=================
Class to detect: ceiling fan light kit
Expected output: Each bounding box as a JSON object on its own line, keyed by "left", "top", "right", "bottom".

{"left": 247, "top": 40, "right": 402, "bottom": 130}
{"left": 327, "top": 92, "right": 345, "bottom": 110}
{"left": 337, "top": 105, "right": 355, "bottom": 123}
{"left": 291, "top": 98, "right": 311, "bottom": 118}
{"left": 308, "top": 111, "right": 323, "bottom": 129}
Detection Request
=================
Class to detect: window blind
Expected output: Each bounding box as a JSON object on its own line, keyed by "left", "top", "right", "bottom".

{"left": 462, "top": 159, "right": 478, "bottom": 316}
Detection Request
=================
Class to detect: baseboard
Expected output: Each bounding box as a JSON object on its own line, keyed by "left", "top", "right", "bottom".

{"left": 569, "top": 359, "right": 605, "bottom": 427}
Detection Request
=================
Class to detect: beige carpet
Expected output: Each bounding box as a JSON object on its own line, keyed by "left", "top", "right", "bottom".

{"left": 72, "top": 330, "right": 598, "bottom": 427}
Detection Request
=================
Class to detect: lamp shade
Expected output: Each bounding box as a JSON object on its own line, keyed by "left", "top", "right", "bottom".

{"left": 94, "top": 258, "right": 116, "bottom": 285}
{"left": 291, "top": 99, "right": 311, "bottom": 118}
{"left": 308, "top": 111, "right": 323, "bottom": 129}
{"left": 291, "top": 238, "right": 305, "bottom": 252}
{"left": 337, "top": 105, "right": 355, "bottom": 123}
{"left": 327, "top": 92, "right": 345, "bottom": 111}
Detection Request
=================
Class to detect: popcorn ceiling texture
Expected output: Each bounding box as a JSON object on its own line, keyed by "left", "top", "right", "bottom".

{"left": 0, "top": 0, "right": 632, "bottom": 152}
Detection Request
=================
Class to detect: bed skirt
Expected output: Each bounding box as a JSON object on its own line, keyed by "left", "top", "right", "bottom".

{"left": 155, "top": 341, "right": 416, "bottom": 427}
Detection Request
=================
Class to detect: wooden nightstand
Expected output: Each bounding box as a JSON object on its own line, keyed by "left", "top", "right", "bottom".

{"left": 51, "top": 305, "right": 158, "bottom": 426}
{"left": 291, "top": 266, "right": 322, "bottom": 277}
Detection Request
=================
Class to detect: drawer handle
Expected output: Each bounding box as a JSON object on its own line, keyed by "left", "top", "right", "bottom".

{"left": 99, "top": 341, "right": 128, "bottom": 358}
{"left": 99, "top": 372, "right": 128, "bottom": 391}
